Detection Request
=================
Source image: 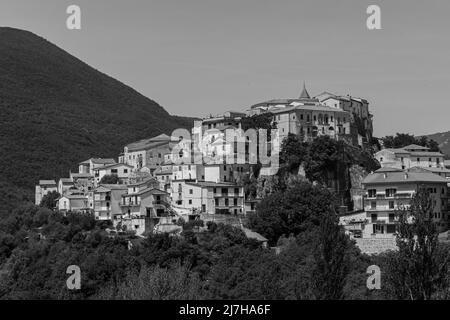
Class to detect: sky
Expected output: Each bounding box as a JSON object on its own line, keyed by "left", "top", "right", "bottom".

{"left": 1, "top": 0, "right": 450, "bottom": 137}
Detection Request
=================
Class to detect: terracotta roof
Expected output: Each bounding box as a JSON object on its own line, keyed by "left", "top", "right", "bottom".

{"left": 363, "top": 171, "right": 448, "bottom": 185}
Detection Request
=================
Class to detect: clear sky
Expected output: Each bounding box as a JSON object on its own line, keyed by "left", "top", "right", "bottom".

{"left": 1, "top": 0, "right": 450, "bottom": 137}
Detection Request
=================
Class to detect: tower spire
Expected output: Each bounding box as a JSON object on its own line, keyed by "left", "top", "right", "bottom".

{"left": 299, "top": 81, "right": 311, "bottom": 99}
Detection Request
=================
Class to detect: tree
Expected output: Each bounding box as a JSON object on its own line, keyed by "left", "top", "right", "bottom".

{"left": 39, "top": 190, "right": 60, "bottom": 209}
{"left": 384, "top": 189, "right": 450, "bottom": 300}
{"left": 382, "top": 133, "right": 441, "bottom": 152}
{"left": 279, "top": 133, "right": 307, "bottom": 173}
{"left": 312, "top": 210, "right": 351, "bottom": 300}
{"left": 100, "top": 174, "right": 119, "bottom": 184}
{"left": 247, "top": 180, "right": 338, "bottom": 245}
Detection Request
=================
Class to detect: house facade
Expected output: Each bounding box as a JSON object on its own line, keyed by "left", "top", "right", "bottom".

{"left": 375, "top": 144, "right": 445, "bottom": 170}
{"left": 35, "top": 180, "right": 58, "bottom": 205}
{"left": 361, "top": 168, "right": 449, "bottom": 238}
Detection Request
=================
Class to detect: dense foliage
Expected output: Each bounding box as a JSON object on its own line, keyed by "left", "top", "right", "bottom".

{"left": 382, "top": 133, "right": 440, "bottom": 152}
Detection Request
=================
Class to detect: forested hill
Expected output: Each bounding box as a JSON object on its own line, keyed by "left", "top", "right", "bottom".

{"left": 425, "top": 131, "right": 450, "bottom": 158}
{"left": 0, "top": 27, "right": 195, "bottom": 211}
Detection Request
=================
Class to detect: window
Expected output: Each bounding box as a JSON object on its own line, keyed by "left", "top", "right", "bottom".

{"left": 223, "top": 165, "right": 227, "bottom": 171}
{"left": 389, "top": 213, "right": 395, "bottom": 222}
{"left": 300, "top": 114, "right": 304, "bottom": 120}
{"left": 234, "top": 188, "right": 239, "bottom": 194}
{"left": 386, "top": 189, "right": 396, "bottom": 198}
{"left": 124, "top": 169, "right": 128, "bottom": 174}
{"left": 371, "top": 213, "right": 377, "bottom": 222}
{"left": 371, "top": 201, "right": 376, "bottom": 209}
{"left": 417, "top": 158, "right": 420, "bottom": 162}
{"left": 189, "top": 189, "right": 193, "bottom": 194}
{"left": 234, "top": 198, "right": 238, "bottom": 206}
{"left": 225, "top": 198, "right": 229, "bottom": 206}
{"left": 111, "top": 169, "right": 118, "bottom": 174}
{"left": 215, "top": 199, "right": 219, "bottom": 206}
{"left": 368, "top": 189, "right": 376, "bottom": 198}
{"left": 188, "top": 200, "right": 192, "bottom": 205}
{"left": 213, "top": 188, "right": 217, "bottom": 193}
{"left": 222, "top": 188, "right": 228, "bottom": 195}
{"left": 389, "top": 201, "right": 395, "bottom": 209}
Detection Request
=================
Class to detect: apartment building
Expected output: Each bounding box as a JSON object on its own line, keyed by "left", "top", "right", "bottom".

{"left": 93, "top": 184, "right": 128, "bottom": 220}
{"left": 362, "top": 168, "right": 449, "bottom": 238}
{"left": 120, "top": 178, "right": 169, "bottom": 219}
{"left": 171, "top": 181, "right": 244, "bottom": 215}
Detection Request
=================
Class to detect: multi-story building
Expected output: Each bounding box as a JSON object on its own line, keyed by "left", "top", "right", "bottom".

{"left": 78, "top": 158, "right": 117, "bottom": 175}
{"left": 171, "top": 181, "right": 245, "bottom": 215}
{"left": 35, "top": 180, "right": 58, "bottom": 205}
{"left": 361, "top": 168, "right": 449, "bottom": 238}
{"left": 92, "top": 163, "right": 133, "bottom": 185}
{"left": 375, "top": 144, "right": 445, "bottom": 170}
{"left": 120, "top": 134, "right": 178, "bottom": 174}
{"left": 316, "top": 91, "right": 373, "bottom": 142}
{"left": 93, "top": 184, "right": 128, "bottom": 220}
{"left": 246, "top": 84, "right": 353, "bottom": 144}
{"left": 57, "top": 194, "right": 89, "bottom": 213}
{"left": 120, "top": 178, "right": 169, "bottom": 219}
{"left": 58, "top": 178, "right": 75, "bottom": 196}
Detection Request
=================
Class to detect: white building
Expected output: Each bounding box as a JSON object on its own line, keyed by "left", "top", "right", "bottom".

{"left": 93, "top": 163, "right": 133, "bottom": 185}
{"left": 376, "top": 144, "right": 445, "bottom": 170}
{"left": 361, "top": 168, "right": 449, "bottom": 238}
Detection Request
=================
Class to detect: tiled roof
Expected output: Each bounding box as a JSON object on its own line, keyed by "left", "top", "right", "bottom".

{"left": 409, "top": 151, "right": 444, "bottom": 157}
{"left": 59, "top": 178, "right": 73, "bottom": 184}
{"left": 242, "top": 227, "right": 268, "bottom": 242}
{"left": 125, "top": 134, "right": 179, "bottom": 152}
{"left": 39, "top": 180, "right": 56, "bottom": 185}
{"left": 363, "top": 171, "right": 448, "bottom": 185}
{"left": 80, "top": 158, "right": 116, "bottom": 165}
{"left": 99, "top": 184, "right": 128, "bottom": 190}
{"left": 375, "top": 167, "right": 403, "bottom": 173}
{"left": 122, "top": 187, "right": 168, "bottom": 197}
{"left": 403, "top": 144, "right": 430, "bottom": 151}
{"left": 185, "top": 181, "right": 242, "bottom": 188}
{"left": 94, "top": 163, "right": 134, "bottom": 171}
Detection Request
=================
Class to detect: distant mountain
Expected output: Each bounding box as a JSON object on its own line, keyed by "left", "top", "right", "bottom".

{"left": 0, "top": 27, "right": 196, "bottom": 212}
{"left": 425, "top": 131, "right": 450, "bottom": 158}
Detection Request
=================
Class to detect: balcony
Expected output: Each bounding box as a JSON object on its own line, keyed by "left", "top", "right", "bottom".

{"left": 120, "top": 201, "right": 141, "bottom": 207}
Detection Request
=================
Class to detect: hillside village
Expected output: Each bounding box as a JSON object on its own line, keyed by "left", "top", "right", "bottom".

{"left": 34, "top": 84, "right": 450, "bottom": 254}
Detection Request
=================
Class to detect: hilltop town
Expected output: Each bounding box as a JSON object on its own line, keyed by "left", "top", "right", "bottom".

{"left": 34, "top": 84, "right": 450, "bottom": 254}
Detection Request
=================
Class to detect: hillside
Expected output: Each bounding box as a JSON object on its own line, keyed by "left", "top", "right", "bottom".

{"left": 0, "top": 27, "right": 195, "bottom": 212}
{"left": 425, "top": 131, "right": 450, "bottom": 158}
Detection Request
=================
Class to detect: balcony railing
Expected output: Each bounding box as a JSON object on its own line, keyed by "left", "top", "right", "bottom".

{"left": 120, "top": 201, "right": 141, "bottom": 207}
